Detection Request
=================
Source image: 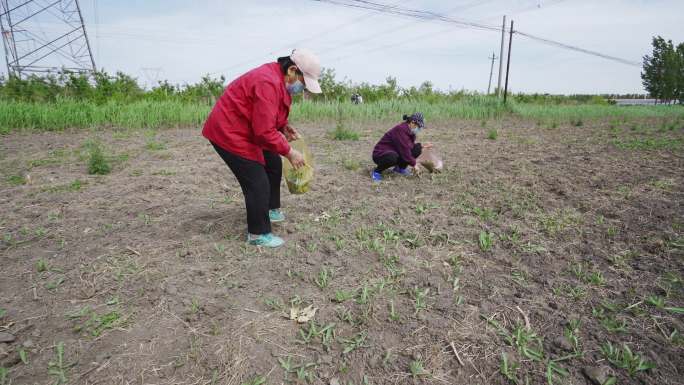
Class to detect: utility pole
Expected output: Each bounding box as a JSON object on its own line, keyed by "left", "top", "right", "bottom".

{"left": 496, "top": 15, "right": 506, "bottom": 96}
{"left": 487, "top": 52, "right": 497, "bottom": 95}
{"left": 503, "top": 20, "right": 514, "bottom": 104}
{"left": 0, "top": 0, "right": 96, "bottom": 77}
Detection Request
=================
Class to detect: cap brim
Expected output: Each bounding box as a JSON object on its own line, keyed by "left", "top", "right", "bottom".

{"left": 303, "top": 74, "right": 322, "bottom": 94}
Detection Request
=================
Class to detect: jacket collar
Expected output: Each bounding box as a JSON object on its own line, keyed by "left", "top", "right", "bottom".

{"left": 268, "top": 62, "right": 292, "bottom": 107}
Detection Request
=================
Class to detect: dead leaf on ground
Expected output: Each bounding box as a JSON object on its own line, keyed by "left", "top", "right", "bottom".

{"left": 289, "top": 304, "right": 317, "bottom": 323}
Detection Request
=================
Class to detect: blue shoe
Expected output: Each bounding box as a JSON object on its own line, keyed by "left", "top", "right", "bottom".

{"left": 371, "top": 170, "right": 383, "bottom": 182}
{"left": 269, "top": 209, "right": 285, "bottom": 223}
{"left": 392, "top": 166, "right": 411, "bottom": 176}
{"left": 247, "top": 233, "right": 285, "bottom": 248}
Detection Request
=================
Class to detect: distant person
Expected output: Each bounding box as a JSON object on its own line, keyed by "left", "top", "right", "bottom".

{"left": 351, "top": 93, "right": 363, "bottom": 104}
{"left": 371, "top": 113, "right": 432, "bottom": 182}
{"left": 202, "top": 48, "right": 322, "bottom": 248}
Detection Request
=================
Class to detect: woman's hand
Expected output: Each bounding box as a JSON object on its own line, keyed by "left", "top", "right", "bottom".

{"left": 423, "top": 142, "right": 434, "bottom": 149}
{"left": 283, "top": 124, "right": 301, "bottom": 142}
{"left": 286, "top": 148, "right": 306, "bottom": 169}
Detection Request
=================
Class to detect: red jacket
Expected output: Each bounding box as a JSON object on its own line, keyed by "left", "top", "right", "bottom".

{"left": 202, "top": 62, "right": 291, "bottom": 164}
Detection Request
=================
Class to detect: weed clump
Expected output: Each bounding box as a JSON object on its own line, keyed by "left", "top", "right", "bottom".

{"left": 86, "top": 142, "right": 111, "bottom": 175}
{"left": 331, "top": 122, "right": 360, "bottom": 141}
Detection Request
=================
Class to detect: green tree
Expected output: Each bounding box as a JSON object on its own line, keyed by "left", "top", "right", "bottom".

{"left": 378, "top": 76, "right": 399, "bottom": 99}
{"left": 642, "top": 36, "right": 681, "bottom": 104}
{"left": 63, "top": 72, "right": 93, "bottom": 100}
{"left": 315, "top": 68, "right": 349, "bottom": 101}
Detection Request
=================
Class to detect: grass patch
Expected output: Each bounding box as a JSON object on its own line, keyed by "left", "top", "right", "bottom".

{"left": 291, "top": 97, "right": 510, "bottom": 122}
{"left": 413, "top": 287, "right": 430, "bottom": 313}
{"left": 48, "top": 341, "right": 69, "bottom": 384}
{"left": 68, "top": 306, "right": 127, "bottom": 337}
{"left": 6, "top": 174, "right": 27, "bottom": 186}
{"left": 340, "top": 331, "right": 368, "bottom": 354}
{"left": 0, "top": 367, "right": 7, "bottom": 385}
{"left": 487, "top": 128, "right": 498, "bottom": 140}
{"left": 242, "top": 376, "right": 266, "bottom": 385}
{"left": 342, "top": 157, "right": 361, "bottom": 171}
{"left": 600, "top": 342, "right": 655, "bottom": 376}
{"left": 409, "top": 359, "right": 429, "bottom": 378}
{"left": 651, "top": 178, "right": 675, "bottom": 190}
{"left": 479, "top": 231, "right": 494, "bottom": 252}
{"left": 2, "top": 99, "right": 683, "bottom": 132}
{"left": 539, "top": 209, "right": 582, "bottom": 237}
{"left": 0, "top": 100, "right": 209, "bottom": 131}
{"left": 314, "top": 267, "right": 332, "bottom": 289}
{"left": 331, "top": 122, "right": 359, "bottom": 141}
{"left": 86, "top": 142, "right": 112, "bottom": 175}
{"left": 27, "top": 149, "right": 68, "bottom": 169}
{"left": 36, "top": 258, "right": 48, "bottom": 272}
{"left": 499, "top": 352, "right": 521, "bottom": 384}
{"left": 612, "top": 137, "right": 683, "bottom": 150}
{"left": 145, "top": 140, "right": 167, "bottom": 151}
{"left": 513, "top": 103, "right": 684, "bottom": 121}
{"left": 151, "top": 169, "right": 176, "bottom": 176}
{"left": 42, "top": 179, "right": 85, "bottom": 193}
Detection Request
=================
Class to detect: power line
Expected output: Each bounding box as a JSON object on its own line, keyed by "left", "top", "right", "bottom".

{"left": 293, "top": 0, "right": 413, "bottom": 47}
{"left": 316, "top": 0, "right": 502, "bottom": 32}
{"left": 321, "top": 1, "right": 537, "bottom": 64}
{"left": 514, "top": 30, "right": 640, "bottom": 67}
{"left": 317, "top": 0, "right": 641, "bottom": 68}
{"left": 328, "top": 24, "right": 463, "bottom": 63}
{"left": 317, "top": 0, "right": 533, "bottom": 63}
{"left": 206, "top": 0, "right": 414, "bottom": 76}
{"left": 325, "top": 0, "right": 566, "bottom": 66}
{"left": 207, "top": 0, "right": 503, "bottom": 76}
{"left": 25, "top": 23, "right": 243, "bottom": 45}
{"left": 478, "top": 0, "right": 568, "bottom": 22}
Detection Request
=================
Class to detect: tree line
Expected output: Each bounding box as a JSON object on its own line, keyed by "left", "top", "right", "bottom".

{"left": 1, "top": 42, "right": 682, "bottom": 106}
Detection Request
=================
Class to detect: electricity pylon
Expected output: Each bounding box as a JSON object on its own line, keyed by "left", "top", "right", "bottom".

{"left": 1, "top": 0, "right": 96, "bottom": 77}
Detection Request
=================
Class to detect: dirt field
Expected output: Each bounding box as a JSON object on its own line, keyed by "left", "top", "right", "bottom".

{"left": 1, "top": 116, "right": 682, "bottom": 385}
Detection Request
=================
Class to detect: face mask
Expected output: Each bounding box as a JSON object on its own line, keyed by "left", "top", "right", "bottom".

{"left": 287, "top": 79, "right": 305, "bottom": 95}
{"left": 411, "top": 127, "right": 422, "bottom": 135}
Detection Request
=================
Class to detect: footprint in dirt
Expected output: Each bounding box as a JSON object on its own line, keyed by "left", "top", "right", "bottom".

{"left": 180, "top": 209, "right": 243, "bottom": 237}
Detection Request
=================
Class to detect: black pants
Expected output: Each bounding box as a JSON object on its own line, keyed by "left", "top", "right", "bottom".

{"left": 373, "top": 143, "right": 422, "bottom": 173}
{"left": 212, "top": 143, "right": 281, "bottom": 235}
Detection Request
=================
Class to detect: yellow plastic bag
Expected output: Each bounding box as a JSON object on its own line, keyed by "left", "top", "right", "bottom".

{"left": 283, "top": 138, "right": 314, "bottom": 194}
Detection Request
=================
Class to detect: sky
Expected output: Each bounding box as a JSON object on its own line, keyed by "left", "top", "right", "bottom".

{"left": 3, "top": 0, "right": 684, "bottom": 94}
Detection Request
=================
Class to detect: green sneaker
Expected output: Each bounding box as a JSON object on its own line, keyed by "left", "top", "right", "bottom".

{"left": 247, "top": 233, "right": 285, "bottom": 248}
{"left": 269, "top": 209, "right": 285, "bottom": 223}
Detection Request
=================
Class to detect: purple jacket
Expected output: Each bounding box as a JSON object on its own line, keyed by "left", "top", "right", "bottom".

{"left": 372, "top": 122, "right": 417, "bottom": 167}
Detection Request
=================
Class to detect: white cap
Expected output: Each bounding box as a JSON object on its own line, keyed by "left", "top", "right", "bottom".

{"left": 290, "top": 48, "right": 322, "bottom": 94}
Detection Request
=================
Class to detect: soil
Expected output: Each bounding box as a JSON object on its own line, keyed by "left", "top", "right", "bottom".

{"left": 0, "top": 117, "right": 682, "bottom": 385}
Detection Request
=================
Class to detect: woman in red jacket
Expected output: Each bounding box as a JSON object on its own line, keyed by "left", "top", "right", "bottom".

{"left": 203, "top": 48, "right": 322, "bottom": 248}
